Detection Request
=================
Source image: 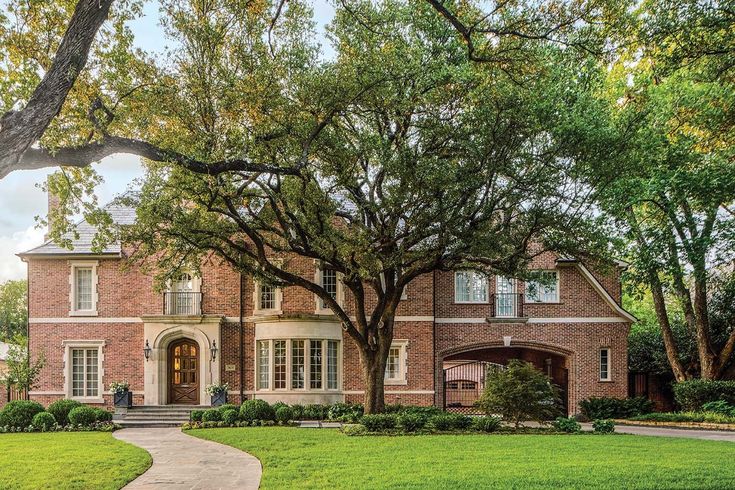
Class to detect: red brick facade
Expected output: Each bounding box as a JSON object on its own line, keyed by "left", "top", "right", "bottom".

{"left": 22, "top": 249, "right": 631, "bottom": 414}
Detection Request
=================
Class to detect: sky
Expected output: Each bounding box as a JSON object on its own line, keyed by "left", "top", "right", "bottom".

{"left": 0, "top": 1, "right": 335, "bottom": 283}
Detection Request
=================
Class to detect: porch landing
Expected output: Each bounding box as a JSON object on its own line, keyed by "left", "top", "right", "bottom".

{"left": 114, "top": 405, "right": 209, "bottom": 428}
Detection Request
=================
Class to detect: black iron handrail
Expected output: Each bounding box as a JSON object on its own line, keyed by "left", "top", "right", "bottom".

{"left": 490, "top": 293, "right": 523, "bottom": 318}
{"left": 164, "top": 291, "right": 203, "bottom": 315}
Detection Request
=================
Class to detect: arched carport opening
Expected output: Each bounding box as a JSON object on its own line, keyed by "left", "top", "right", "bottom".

{"left": 439, "top": 342, "right": 573, "bottom": 415}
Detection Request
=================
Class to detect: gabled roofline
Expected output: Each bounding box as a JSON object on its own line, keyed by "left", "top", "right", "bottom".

{"left": 17, "top": 252, "right": 122, "bottom": 260}
{"left": 571, "top": 262, "right": 637, "bottom": 322}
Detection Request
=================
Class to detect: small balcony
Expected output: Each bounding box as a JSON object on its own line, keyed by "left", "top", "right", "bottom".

{"left": 490, "top": 293, "right": 524, "bottom": 318}
{"left": 164, "top": 292, "right": 203, "bottom": 316}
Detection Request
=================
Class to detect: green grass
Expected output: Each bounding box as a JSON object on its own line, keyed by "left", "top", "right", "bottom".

{"left": 191, "top": 427, "right": 735, "bottom": 489}
{"left": 0, "top": 432, "right": 151, "bottom": 489}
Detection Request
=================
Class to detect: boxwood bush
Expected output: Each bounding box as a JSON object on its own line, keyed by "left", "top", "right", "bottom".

{"left": 202, "top": 409, "right": 222, "bottom": 422}
{"left": 428, "top": 413, "right": 472, "bottom": 431}
{"left": 191, "top": 409, "right": 204, "bottom": 422}
{"left": 275, "top": 406, "right": 294, "bottom": 423}
{"left": 397, "top": 413, "right": 427, "bottom": 432}
{"left": 94, "top": 408, "right": 112, "bottom": 422}
{"left": 553, "top": 416, "right": 581, "bottom": 433}
{"left": 0, "top": 400, "right": 45, "bottom": 428}
{"left": 302, "top": 404, "right": 327, "bottom": 420}
{"left": 360, "top": 413, "right": 397, "bottom": 431}
{"left": 674, "top": 380, "right": 735, "bottom": 411}
{"left": 32, "top": 412, "right": 57, "bottom": 430}
{"left": 240, "top": 399, "right": 275, "bottom": 422}
{"left": 327, "top": 403, "right": 364, "bottom": 422}
{"left": 68, "top": 406, "right": 97, "bottom": 426}
{"left": 222, "top": 409, "right": 239, "bottom": 425}
{"left": 592, "top": 419, "right": 615, "bottom": 434}
{"left": 46, "top": 399, "right": 82, "bottom": 426}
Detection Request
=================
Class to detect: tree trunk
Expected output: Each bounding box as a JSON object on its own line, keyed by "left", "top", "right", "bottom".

{"left": 649, "top": 273, "right": 689, "bottom": 382}
{"left": 362, "top": 351, "right": 387, "bottom": 414}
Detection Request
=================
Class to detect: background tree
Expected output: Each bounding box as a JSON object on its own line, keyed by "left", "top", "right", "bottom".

{"left": 0, "top": 280, "right": 28, "bottom": 341}
{"left": 0, "top": 334, "right": 45, "bottom": 395}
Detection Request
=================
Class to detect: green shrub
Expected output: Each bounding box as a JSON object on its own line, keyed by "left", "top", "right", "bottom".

{"left": 360, "top": 413, "right": 397, "bottom": 431}
{"left": 397, "top": 413, "right": 427, "bottom": 432}
{"left": 191, "top": 410, "right": 204, "bottom": 422}
{"left": 429, "top": 413, "right": 472, "bottom": 431}
{"left": 46, "top": 399, "right": 83, "bottom": 426}
{"left": 553, "top": 416, "right": 581, "bottom": 433}
{"left": 0, "top": 400, "right": 45, "bottom": 428}
{"left": 341, "top": 423, "right": 368, "bottom": 436}
{"left": 222, "top": 409, "right": 239, "bottom": 425}
{"left": 272, "top": 401, "right": 288, "bottom": 412}
{"left": 68, "top": 406, "right": 97, "bottom": 426}
{"left": 303, "top": 404, "right": 327, "bottom": 420}
{"left": 477, "top": 360, "right": 561, "bottom": 428}
{"left": 384, "top": 404, "right": 442, "bottom": 417}
{"left": 327, "top": 403, "right": 364, "bottom": 422}
{"left": 275, "top": 406, "right": 294, "bottom": 423}
{"left": 202, "top": 409, "right": 222, "bottom": 422}
{"left": 592, "top": 419, "right": 615, "bottom": 434}
{"left": 673, "top": 380, "right": 735, "bottom": 411}
{"left": 217, "top": 403, "right": 239, "bottom": 415}
{"left": 701, "top": 400, "right": 735, "bottom": 417}
{"left": 32, "top": 412, "right": 56, "bottom": 430}
{"left": 240, "top": 399, "right": 275, "bottom": 422}
{"left": 472, "top": 416, "right": 501, "bottom": 433}
{"left": 579, "top": 397, "right": 654, "bottom": 420}
{"left": 93, "top": 408, "right": 112, "bottom": 422}
{"left": 290, "top": 404, "right": 304, "bottom": 420}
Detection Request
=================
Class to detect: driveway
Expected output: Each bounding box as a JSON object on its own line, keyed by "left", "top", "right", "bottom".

{"left": 114, "top": 428, "right": 262, "bottom": 489}
{"left": 582, "top": 423, "right": 735, "bottom": 442}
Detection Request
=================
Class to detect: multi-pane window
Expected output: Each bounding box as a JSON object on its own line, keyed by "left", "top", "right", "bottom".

{"left": 310, "top": 340, "right": 323, "bottom": 389}
{"left": 525, "top": 271, "right": 559, "bottom": 303}
{"left": 259, "top": 284, "right": 276, "bottom": 310}
{"left": 74, "top": 267, "right": 93, "bottom": 311}
{"left": 71, "top": 348, "right": 98, "bottom": 397}
{"left": 257, "top": 341, "right": 269, "bottom": 389}
{"left": 454, "top": 271, "right": 488, "bottom": 303}
{"left": 495, "top": 276, "right": 516, "bottom": 317}
{"left": 274, "top": 340, "right": 286, "bottom": 389}
{"left": 385, "top": 342, "right": 407, "bottom": 383}
{"left": 292, "top": 340, "right": 305, "bottom": 389}
{"left": 320, "top": 268, "right": 337, "bottom": 308}
{"left": 599, "top": 348, "right": 611, "bottom": 381}
{"left": 256, "top": 339, "right": 340, "bottom": 391}
{"left": 327, "top": 340, "right": 339, "bottom": 390}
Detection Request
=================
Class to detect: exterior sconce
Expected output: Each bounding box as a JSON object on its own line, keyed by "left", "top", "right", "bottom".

{"left": 143, "top": 340, "right": 152, "bottom": 361}
{"left": 211, "top": 340, "right": 218, "bottom": 362}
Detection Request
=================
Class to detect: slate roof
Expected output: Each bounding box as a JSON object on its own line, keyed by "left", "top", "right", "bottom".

{"left": 18, "top": 202, "right": 136, "bottom": 257}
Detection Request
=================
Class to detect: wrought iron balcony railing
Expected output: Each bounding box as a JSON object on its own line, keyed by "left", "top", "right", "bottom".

{"left": 490, "top": 293, "right": 524, "bottom": 318}
{"left": 164, "top": 292, "right": 203, "bottom": 316}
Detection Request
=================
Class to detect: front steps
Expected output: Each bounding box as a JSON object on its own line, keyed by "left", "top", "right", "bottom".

{"left": 114, "top": 405, "right": 208, "bottom": 428}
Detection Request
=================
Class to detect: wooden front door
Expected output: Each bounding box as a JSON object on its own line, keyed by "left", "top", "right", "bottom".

{"left": 168, "top": 339, "right": 200, "bottom": 405}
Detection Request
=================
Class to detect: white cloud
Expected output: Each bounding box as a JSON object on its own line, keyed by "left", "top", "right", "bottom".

{"left": 0, "top": 225, "right": 45, "bottom": 282}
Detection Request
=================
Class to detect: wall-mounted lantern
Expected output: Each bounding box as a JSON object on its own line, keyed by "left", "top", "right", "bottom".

{"left": 211, "top": 340, "right": 218, "bottom": 362}
{"left": 143, "top": 340, "right": 152, "bottom": 361}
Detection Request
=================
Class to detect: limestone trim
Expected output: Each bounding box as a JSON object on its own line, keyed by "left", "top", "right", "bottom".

{"left": 30, "top": 317, "right": 142, "bottom": 324}
{"left": 62, "top": 339, "right": 105, "bottom": 403}
{"left": 68, "top": 260, "right": 99, "bottom": 317}
{"left": 434, "top": 317, "right": 629, "bottom": 324}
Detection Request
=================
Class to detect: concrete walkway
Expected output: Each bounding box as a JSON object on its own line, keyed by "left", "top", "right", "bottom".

{"left": 608, "top": 424, "right": 735, "bottom": 442}
{"left": 114, "top": 428, "right": 262, "bottom": 489}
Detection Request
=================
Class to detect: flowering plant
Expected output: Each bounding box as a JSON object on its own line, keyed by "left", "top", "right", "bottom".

{"left": 109, "top": 381, "right": 129, "bottom": 394}
{"left": 205, "top": 382, "right": 229, "bottom": 395}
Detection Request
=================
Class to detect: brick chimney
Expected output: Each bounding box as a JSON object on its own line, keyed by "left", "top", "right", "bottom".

{"left": 44, "top": 174, "right": 61, "bottom": 241}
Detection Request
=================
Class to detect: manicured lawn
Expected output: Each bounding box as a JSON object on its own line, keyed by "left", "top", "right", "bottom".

{"left": 0, "top": 432, "right": 151, "bottom": 489}
{"left": 191, "top": 427, "right": 735, "bottom": 489}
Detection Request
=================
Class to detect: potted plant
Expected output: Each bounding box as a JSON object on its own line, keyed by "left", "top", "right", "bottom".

{"left": 110, "top": 381, "right": 132, "bottom": 408}
{"left": 206, "top": 382, "right": 229, "bottom": 406}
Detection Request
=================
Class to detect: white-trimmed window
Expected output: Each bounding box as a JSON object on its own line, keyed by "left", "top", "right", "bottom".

{"left": 385, "top": 340, "right": 408, "bottom": 385}
{"left": 63, "top": 340, "right": 104, "bottom": 402}
{"left": 525, "top": 270, "right": 559, "bottom": 303}
{"left": 256, "top": 338, "right": 341, "bottom": 392}
{"left": 69, "top": 261, "right": 98, "bottom": 316}
{"left": 315, "top": 264, "right": 343, "bottom": 313}
{"left": 254, "top": 280, "right": 282, "bottom": 314}
{"left": 599, "top": 347, "right": 611, "bottom": 381}
{"left": 454, "top": 271, "right": 488, "bottom": 303}
{"left": 380, "top": 271, "right": 408, "bottom": 301}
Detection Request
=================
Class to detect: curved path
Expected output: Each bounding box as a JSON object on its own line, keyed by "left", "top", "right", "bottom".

{"left": 114, "top": 428, "right": 262, "bottom": 489}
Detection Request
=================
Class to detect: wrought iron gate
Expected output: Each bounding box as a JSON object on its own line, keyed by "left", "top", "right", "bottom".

{"left": 443, "top": 361, "right": 505, "bottom": 413}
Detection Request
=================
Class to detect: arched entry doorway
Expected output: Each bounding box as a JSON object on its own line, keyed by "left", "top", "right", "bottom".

{"left": 441, "top": 344, "right": 571, "bottom": 415}
{"left": 168, "top": 338, "right": 200, "bottom": 405}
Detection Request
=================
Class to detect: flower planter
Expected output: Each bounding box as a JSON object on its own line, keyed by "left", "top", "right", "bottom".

{"left": 114, "top": 390, "right": 133, "bottom": 408}
{"left": 211, "top": 391, "right": 227, "bottom": 407}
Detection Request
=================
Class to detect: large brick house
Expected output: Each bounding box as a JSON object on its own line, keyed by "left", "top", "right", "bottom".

{"left": 19, "top": 199, "right": 634, "bottom": 415}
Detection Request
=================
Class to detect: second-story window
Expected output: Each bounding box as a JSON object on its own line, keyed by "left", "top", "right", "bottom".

{"left": 260, "top": 284, "right": 276, "bottom": 310}
{"left": 385, "top": 340, "right": 408, "bottom": 384}
{"left": 454, "top": 271, "right": 488, "bottom": 303}
{"left": 321, "top": 268, "right": 337, "bottom": 308}
{"left": 525, "top": 270, "right": 559, "bottom": 303}
{"left": 69, "top": 261, "right": 98, "bottom": 316}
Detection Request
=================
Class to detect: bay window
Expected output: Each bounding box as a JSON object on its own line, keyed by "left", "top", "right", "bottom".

{"left": 256, "top": 338, "right": 340, "bottom": 391}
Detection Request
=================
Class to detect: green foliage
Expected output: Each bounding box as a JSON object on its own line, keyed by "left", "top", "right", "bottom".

{"left": 579, "top": 397, "right": 654, "bottom": 420}
{"left": 290, "top": 404, "right": 304, "bottom": 420}
{"left": 217, "top": 403, "right": 239, "bottom": 415}
{"left": 429, "top": 413, "right": 472, "bottom": 431}
{"left": 275, "top": 406, "right": 294, "bottom": 423}
{"left": 360, "top": 414, "right": 398, "bottom": 432}
{"left": 93, "top": 408, "right": 112, "bottom": 422}
{"left": 68, "top": 406, "right": 97, "bottom": 427}
{"left": 396, "top": 413, "right": 427, "bottom": 432}
{"left": 202, "top": 409, "right": 222, "bottom": 423}
{"left": 673, "top": 380, "right": 735, "bottom": 411}
{"left": 341, "top": 424, "right": 368, "bottom": 436}
{"left": 239, "top": 400, "right": 275, "bottom": 422}
{"left": 0, "top": 280, "right": 27, "bottom": 341}
{"left": 0, "top": 334, "right": 45, "bottom": 393}
{"left": 191, "top": 410, "right": 204, "bottom": 422}
{"left": 477, "top": 360, "right": 561, "bottom": 427}
{"left": 0, "top": 400, "right": 44, "bottom": 428}
{"left": 46, "top": 399, "right": 82, "bottom": 426}
{"left": 222, "top": 409, "right": 239, "bottom": 426}
{"left": 592, "top": 419, "right": 615, "bottom": 434}
{"left": 302, "top": 404, "right": 327, "bottom": 420}
{"left": 31, "top": 412, "right": 56, "bottom": 431}
{"left": 553, "top": 417, "right": 581, "bottom": 433}
{"left": 701, "top": 401, "right": 735, "bottom": 417}
{"left": 471, "top": 416, "right": 502, "bottom": 433}
{"left": 327, "top": 403, "right": 364, "bottom": 422}
{"left": 631, "top": 411, "right": 735, "bottom": 424}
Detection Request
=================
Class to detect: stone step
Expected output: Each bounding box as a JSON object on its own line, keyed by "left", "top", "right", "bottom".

{"left": 116, "top": 420, "right": 184, "bottom": 428}
{"left": 120, "top": 415, "right": 191, "bottom": 421}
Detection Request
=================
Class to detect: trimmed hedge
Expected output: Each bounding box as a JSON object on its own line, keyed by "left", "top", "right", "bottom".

{"left": 428, "top": 413, "right": 472, "bottom": 431}
{"left": 240, "top": 399, "right": 275, "bottom": 422}
{"left": 191, "top": 410, "right": 204, "bottom": 422}
{"left": 361, "top": 413, "right": 397, "bottom": 431}
{"left": 46, "top": 399, "right": 82, "bottom": 426}
{"left": 202, "top": 409, "right": 222, "bottom": 422}
{"left": 32, "top": 412, "right": 57, "bottom": 430}
{"left": 0, "top": 400, "right": 45, "bottom": 428}
{"left": 397, "top": 413, "right": 427, "bottom": 432}
{"left": 68, "top": 406, "right": 98, "bottom": 426}
{"left": 673, "top": 380, "right": 735, "bottom": 411}
{"left": 94, "top": 408, "right": 113, "bottom": 422}
{"left": 276, "top": 406, "right": 294, "bottom": 423}
{"left": 579, "top": 397, "right": 654, "bottom": 420}
{"left": 222, "top": 409, "right": 239, "bottom": 425}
